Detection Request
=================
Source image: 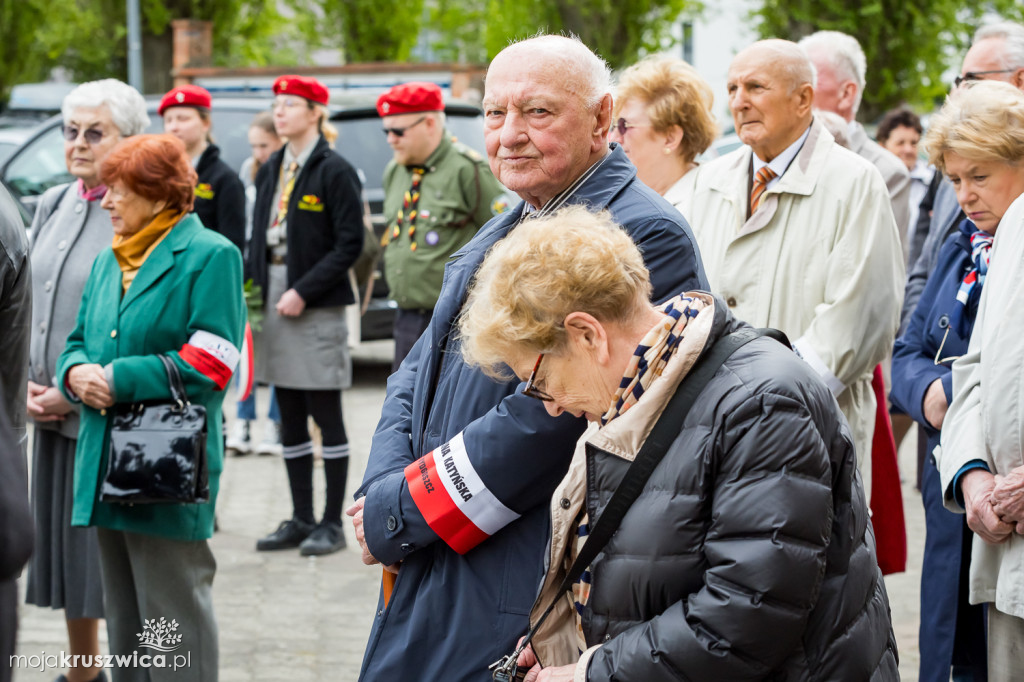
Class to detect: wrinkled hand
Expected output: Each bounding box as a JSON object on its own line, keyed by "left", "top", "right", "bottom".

{"left": 275, "top": 288, "right": 306, "bottom": 317}
{"left": 67, "top": 364, "right": 114, "bottom": 410}
{"left": 961, "top": 469, "right": 1014, "bottom": 544}
{"left": 923, "top": 378, "right": 949, "bottom": 430}
{"left": 26, "top": 381, "right": 73, "bottom": 422}
{"left": 345, "top": 497, "right": 399, "bottom": 574}
{"left": 991, "top": 466, "right": 1024, "bottom": 533}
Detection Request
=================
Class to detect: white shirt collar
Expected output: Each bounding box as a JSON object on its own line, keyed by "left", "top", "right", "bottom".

{"left": 751, "top": 124, "right": 811, "bottom": 189}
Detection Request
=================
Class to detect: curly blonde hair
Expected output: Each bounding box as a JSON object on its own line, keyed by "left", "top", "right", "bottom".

{"left": 614, "top": 56, "right": 718, "bottom": 163}
{"left": 924, "top": 80, "right": 1024, "bottom": 174}
{"left": 459, "top": 206, "right": 651, "bottom": 380}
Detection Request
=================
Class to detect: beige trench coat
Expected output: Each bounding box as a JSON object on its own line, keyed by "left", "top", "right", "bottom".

{"left": 939, "top": 192, "right": 1024, "bottom": 619}
{"left": 679, "top": 117, "right": 904, "bottom": 477}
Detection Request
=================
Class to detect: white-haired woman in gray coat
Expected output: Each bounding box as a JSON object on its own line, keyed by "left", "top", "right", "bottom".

{"left": 24, "top": 78, "right": 148, "bottom": 682}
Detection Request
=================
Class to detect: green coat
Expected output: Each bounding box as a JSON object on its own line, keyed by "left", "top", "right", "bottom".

{"left": 58, "top": 214, "right": 245, "bottom": 541}
{"left": 382, "top": 133, "right": 510, "bottom": 311}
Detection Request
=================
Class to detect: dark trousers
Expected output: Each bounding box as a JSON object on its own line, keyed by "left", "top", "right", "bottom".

{"left": 0, "top": 579, "right": 16, "bottom": 682}
{"left": 392, "top": 308, "right": 433, "bottom": 374}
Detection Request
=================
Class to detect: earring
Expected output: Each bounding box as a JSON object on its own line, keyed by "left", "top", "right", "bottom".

{"left": 663, "top": 147, "right": 671, "bottom": 155}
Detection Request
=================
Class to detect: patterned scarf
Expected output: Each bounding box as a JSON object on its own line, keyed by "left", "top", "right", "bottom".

{"left": 600, "top": 295, "right": 704, "bottom": 425}
{"left": 571, "top": 294, "right": 705, "bottom": 652}
{"left": 950, "top": 218, "right": 993, "bottom": 338}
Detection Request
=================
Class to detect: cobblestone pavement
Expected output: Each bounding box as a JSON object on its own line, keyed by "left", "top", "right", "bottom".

{"left": 14, "top": 341, "right": 926, "bottom": 681}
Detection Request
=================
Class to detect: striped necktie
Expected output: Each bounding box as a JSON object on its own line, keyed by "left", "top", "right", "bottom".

{"left": 750, "top": 165, "right": 777, "bottom": 214}
{"left": 273, "top": 161, "right": 299, "bottom": 229}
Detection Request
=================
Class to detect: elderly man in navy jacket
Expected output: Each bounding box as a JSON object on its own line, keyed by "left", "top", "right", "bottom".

{"left": 348, "top": 35, "right": 708, "bottom": 680}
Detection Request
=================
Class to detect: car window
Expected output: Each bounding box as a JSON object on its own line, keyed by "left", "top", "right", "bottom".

{"left": 0, "top": 142, "right": 18, "bottom": 164}
{"left": 4, "top": 124, "right": 73, "bottom": 199}
{"left": 334, "top": 114, "right": 486, "bottom": 192}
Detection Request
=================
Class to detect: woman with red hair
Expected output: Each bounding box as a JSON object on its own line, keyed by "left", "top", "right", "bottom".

{"left": 57, "top": 134, "right": 245, "bottom": 680}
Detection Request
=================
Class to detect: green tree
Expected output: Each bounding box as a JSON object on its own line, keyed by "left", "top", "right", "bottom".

{"left": 323, "top": 0, "right": 425, "bottom": 62}
{"left": 428, "top": 0, "right": 700, "bottom": 68}
{"left": 753, "top": 0, "right": 1024, "bottom": 121}
{"left": 0, "top": 0, "right": 76, "bottom": 105}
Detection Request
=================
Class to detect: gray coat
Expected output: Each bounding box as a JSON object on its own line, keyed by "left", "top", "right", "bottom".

{"left": 559, "top": 298, "right": 899, "bottom": 680}
{"left": 29, "top": 183, "right": 112, "bottom": 439}
{"left": 849, "top": 122, "right": 912, "bottom": 262}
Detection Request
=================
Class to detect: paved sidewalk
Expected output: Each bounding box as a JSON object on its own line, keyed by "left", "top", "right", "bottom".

{"left": 13, "top": 340, "right": 927, "bottom": 681}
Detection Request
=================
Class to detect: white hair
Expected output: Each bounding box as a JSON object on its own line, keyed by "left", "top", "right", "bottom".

{"left": 494, "top": 34, "right": 612, "bottom": 108}
{"left": 741, "top": 39, "right": 817, "bottom": 91}
{"left": 974, "top": 21, "right": 1024, "bottom": 71}
{"left": 799, "top": 31, "right": 866, "bottom": 115}
{"left": 61, "top": 79, "right": 150, "bottom": 137}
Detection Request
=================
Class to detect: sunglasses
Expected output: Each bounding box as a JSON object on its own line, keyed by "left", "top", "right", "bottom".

{"left": 954, "top": 69, "right": 1017, "bottom": 88}
{"left": 614, "top": 117, "right": 651, "bottom": 137}
{"left": 522, "top": 353, "right": 553, "bottom": 402}
{"left": 62, "top": 125, "right": 106, "bottom": 145}
{"left": 382, "top": 115, "right": 427, "bottom": 137}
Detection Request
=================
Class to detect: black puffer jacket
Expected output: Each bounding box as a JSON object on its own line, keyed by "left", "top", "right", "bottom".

{"left": 580, "top": 299, "right": 898, "bottom": 681}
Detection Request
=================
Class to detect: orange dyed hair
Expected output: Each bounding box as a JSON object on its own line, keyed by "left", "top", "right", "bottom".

{"left": 100, "top": 134, "right": 197, "bottom": 213}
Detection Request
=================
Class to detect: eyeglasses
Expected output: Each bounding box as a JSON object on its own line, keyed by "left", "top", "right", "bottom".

{"left": 522, "top": 353, "right": 553, "bottom": 402}
{"left": 614, "top": 117, "right": 651, "bottom": 137}
{"left": 272, "top": 97, "right": 307, "bottom": 111}
{"left": 954, "top": 69, "right": 1018, "bottom": 88}
{"left": 62, "top": 125, "right": 106, "bottom": 145}
{"left": 382, "top": 116, "right": 427, "bottom": 137}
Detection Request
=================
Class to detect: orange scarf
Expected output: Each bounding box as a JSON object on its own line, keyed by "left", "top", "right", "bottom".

{"left": 112, "top": 209, "right": 182, "bottom": 292}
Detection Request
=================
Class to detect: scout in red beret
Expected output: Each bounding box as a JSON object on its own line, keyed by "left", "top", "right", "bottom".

{"left": 158, "top": 84, "right": 212, "bottom": 115}
{"left": 273, "top": 75, "right": 330, "bottom": 106}
{"left": 376, "top": 82, "right": 444, "bottom": 117}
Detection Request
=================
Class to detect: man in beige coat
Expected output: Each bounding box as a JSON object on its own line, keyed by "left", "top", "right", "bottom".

{"left": 681, "top": 39, "right": 904, "bottom": 479}
{"left": 940, "top": 193, "right": 1024, "bottom": 678}
{"left": 800, "top": 31, "right": 912, "bottom": 261}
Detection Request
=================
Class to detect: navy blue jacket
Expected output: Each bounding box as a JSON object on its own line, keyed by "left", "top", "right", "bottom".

{"left": 355, "top": 145, "right": 708, "bottom": 681}
{"left": 891, "top": 219, "right": 979, "bottom": 456}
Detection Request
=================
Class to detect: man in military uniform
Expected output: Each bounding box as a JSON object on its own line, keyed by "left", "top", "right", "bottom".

{"left": 378, "top": 82, "right": 509, "bottom": 371}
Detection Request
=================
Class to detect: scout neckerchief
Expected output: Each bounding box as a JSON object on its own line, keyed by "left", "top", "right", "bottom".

{"left": 392, "top": 165, "right": 427, "bottom": 251}
{"left": 572, "top": 294, "right": 705, "bottom": 653}
{"left": 950, "top": 218, "right": 993, "bottom": 338}
{"left": 273, "top": 161, "right": 299, "bottom": 231}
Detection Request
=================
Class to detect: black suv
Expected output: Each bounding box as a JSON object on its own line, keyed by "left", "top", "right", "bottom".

{"left": 0, "top": 95, "right": 489, "bottom": 341}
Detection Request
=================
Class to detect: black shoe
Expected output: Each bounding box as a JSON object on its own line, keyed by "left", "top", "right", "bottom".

{"left": 299, "top": 521, "right": 346, "bottom": 556}
{"left": 256, "top": 517, "right": 315, "bottom": 551}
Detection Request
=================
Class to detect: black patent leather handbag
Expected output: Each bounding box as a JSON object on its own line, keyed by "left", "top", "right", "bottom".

{"left": 100, "top": 354, "right": 210, "bottom": 505}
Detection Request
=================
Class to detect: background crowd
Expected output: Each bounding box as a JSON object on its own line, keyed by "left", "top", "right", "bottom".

{"left": 1, "top": 19, "right": 1024, "bottom": 682}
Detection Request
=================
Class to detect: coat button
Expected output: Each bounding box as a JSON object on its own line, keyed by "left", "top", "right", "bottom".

{"left": 726, "top": 296, "right": 737, "bottom": 308}
{"left": 57, "top": 240, "right": 67, "bottom": 250}
{"left": 110, "top": 330, "right": 117, "bottom": 338}
{"left": 100, "top": 409, "right": 107, "bottom": 416}
{"left": 938, "top": 314, "right": 949, "bottom": 329}
{"left": 75, "top": 202, "right": 84, "bottom": 214}
{"left": 386, "top": 516, "right": 397, "bottom": 531}
{"left": 39, "top": 322, "right": 46, "bottom": 333}
{"left": 560, "top": 498, "right": 571, "bottom": 509}
{"left": 44, "top": 280, "right": 52, "bottom": 291}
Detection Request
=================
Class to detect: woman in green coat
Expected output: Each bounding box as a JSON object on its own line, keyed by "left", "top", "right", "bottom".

{"left": 58, "top": 134, "right": 245, "bottom": 682}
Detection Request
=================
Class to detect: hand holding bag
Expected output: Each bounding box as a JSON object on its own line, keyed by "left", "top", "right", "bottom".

{"left": 100, "top": 354, "right": 210, "bottom": 505}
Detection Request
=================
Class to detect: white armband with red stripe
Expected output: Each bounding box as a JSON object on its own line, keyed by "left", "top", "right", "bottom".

{"left": 180, "top": 330, "right": 239, "bottom": 390}
{"left": 404, "top": 432, "right": 520, "bottom": 554}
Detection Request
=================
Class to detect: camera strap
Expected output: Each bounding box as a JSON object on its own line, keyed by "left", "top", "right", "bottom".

{"left": 491, "top": 326, "right": 788, "bottom": 679}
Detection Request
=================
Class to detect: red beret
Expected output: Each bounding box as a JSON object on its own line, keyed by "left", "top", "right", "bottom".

{"left": 273, "top": 75, "right": 329, "bottom": 106}
{"left": 158, "top": 85, "right": 212, "bottom": 115}
{"left": 377, "top": 82, "right": 444, "bottom": 117}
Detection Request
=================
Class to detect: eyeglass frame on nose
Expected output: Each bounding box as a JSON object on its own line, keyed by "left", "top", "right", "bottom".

{"left": 62, "top": 125, "right": 106, "bottom": 145}
{"left": 614, "top": 117, "right": 651, "bottom": 138}
{"left": 954, "top": 69, "right": 1018, "bottom": 88}
{"left": 522, "top": 353, "right": 553, "bottom": 402}
{"left": 382, "top": 115, "right": 428, "bottom": 137}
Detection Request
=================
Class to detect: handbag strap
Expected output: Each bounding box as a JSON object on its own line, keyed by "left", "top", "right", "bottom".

{"left": 514, "top": 326, "right": 788, "bottom": 661}
{"left": 157, "top": 354, "right": 191, "bottom": 407}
